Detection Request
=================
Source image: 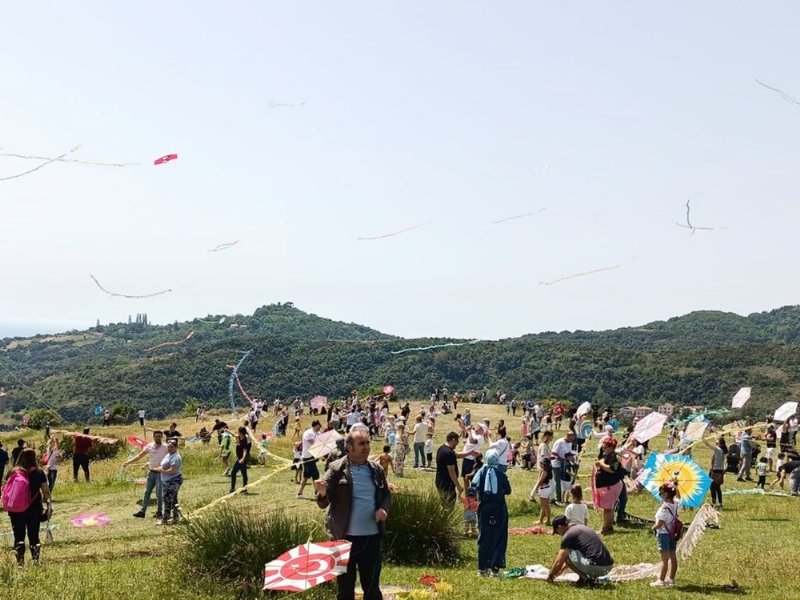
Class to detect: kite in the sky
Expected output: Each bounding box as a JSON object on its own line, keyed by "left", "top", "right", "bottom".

{"left": 144, "top": 331, "right": 195, "bottom": 352}
{"left": 153, "top": 154, "right": 178, "bottom": 165}
{"left": 0, "top": 145, "right": 81, "bottom": 181}
{"left": 490, "top": 208, "right": 546, "bottom": 225}
{"left": 391, "top": 340, "right": 481, "bottom": 355}
{"left": 731, "top": 387, "right": 751, "bottom": 409}
{"left": 90, "top": 275, "right": 173, "bottom": 299}
{"left": 0, "top": 151, "right": 139, "bottom": 167}
{"left": 357, "top": 223, "right": 425, "bottom": 241}
{"left": 539, "top": 264, "right": 621, "bottom": 286}
{"left": 208, "top": 241, "right": 239, "bottom": 252}
{"left": 267, "top": 101, "right": 306, "bottom": 109}
{"left": 754, "top": 78, "right": 800, "bottom": 107}
{"left": 676, "top": 199, "right": 724, "bottom": 234}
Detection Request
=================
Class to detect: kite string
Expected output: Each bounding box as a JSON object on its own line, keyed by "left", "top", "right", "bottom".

{"left": 90, "top": 274, "right": 172, "bottom": 299}
{"left": 0, "top": 152, "right": 139, "bottom": 167}
{"left": 0, "top": 357, "right": 59, "bottom": 413}
{"left": 0, "top": 145, "right": 81, "bottom": 181}
{"left": 539, "top": 265, "right": 621, "bottom": 286}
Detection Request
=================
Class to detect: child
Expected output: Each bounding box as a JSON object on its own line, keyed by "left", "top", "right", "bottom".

{"left": 651, "top": 483, "right": 680, "bottom": 587}
{"left": 424, "top": 432, "right": 434, "bottom": 468}
{"left": 257, "top": 433, "right": 269, "bottom": 465}
{"left": 521, "top": 440, "right": 533, "bottom": 470}
{"left": 377, "top": 444, "right": 394, "bottom": 478}
{"left": 564, "top": 483, "right": 589, "bottom": 526}
{"left": 462, "top": 488, "right": 479, "bottom": 537}
{"left": 755, "top": 456, "right": 768, "bottom": 489}
{"left": 291, "top": 417, "right": 302, "bottom": 441}
{"left": 292, "top": 441, "right": 302, "bottom": 484}
{"left": 560, "top": 452, "right": 576, "bottom": 503}
{"left": 530, "top": 457, "right": 553, "bottom": 525}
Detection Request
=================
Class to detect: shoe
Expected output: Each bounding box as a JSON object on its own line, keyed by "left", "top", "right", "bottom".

{"left": 296, "top": 493, "right": 304, "bottom": 498}
{"left": 14, "top": 543, "right": 25, "bottom": 566}
{"left": 477, "top": 570, "right": 490, "bottom": 577}
{"left": 132, "top": 511, "right": 146, "bottom": 518}
{"left": 650, "top": 580, "right": 667, "bottom": 587}
{"left": 156, "top": 520, "right": 169, "bottom": 526}
{"left": 31, "top": 544, "right": 41, "bottom": 565}
{"left": 153, "top": 512, "right": 163, "bottom": 519}
{"left": 665, "top": 578, "right": 675, "bottom": 586}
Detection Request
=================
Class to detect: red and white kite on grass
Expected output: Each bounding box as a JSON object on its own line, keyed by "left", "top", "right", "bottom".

{"left": 731, "top": 387, "right": 751, "bottom": 409}
{"left": 153, "top": 153, "right": 178, "bottom": 165}
{"left": 264, "top": 540, "right": 351, "bottom": 592}
{"left": 632, "top": 411, "right": 667, "bottom": 443}
{"left": 70, "top": 513, "right": 112, "bottom": 528}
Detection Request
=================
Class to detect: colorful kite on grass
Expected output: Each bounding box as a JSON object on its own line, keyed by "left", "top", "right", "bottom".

{"left": 90, "top": 275, "right": 172, "bottom": 299}
{"left": 70, "top": 513, "right": 112, "bottom": 528}
{"left": 144, "top": 331, "right": 194, "bottom": 352}
{"left": 263, "top": 540, "right": 351, "bottom": 592}
{"left": 153, "top": 154, "right": 178, "bottom": 165}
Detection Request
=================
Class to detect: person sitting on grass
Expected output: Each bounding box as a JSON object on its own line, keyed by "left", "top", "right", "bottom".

{"left": 548, "top": 515, "right": 614, "bottom": 585}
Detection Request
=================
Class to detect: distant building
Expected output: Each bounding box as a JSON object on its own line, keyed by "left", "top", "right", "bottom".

{"left": 619, "top": 406, "right": 636, "bottom": 420}
{"left": 658, "top": 403, "right": 675, "bottom": 417}
{"left": 633, "top": 406, "right": 654, "bottom": 419}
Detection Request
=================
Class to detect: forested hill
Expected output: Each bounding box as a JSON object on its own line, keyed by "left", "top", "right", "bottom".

{"left": 2, "top": 303, "right": 800, "bottom": 424}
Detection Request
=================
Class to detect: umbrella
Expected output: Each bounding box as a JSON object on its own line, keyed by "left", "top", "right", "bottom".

{"left": 308, "top": 430, "right": 343, "bottom": 459}
{"left": 632, "top": 412, "right": 667, "bottom": 443}
{"left": 264, "top": 540, "right": 351, "bottom": 592}
{"left": 127, "top": 435, "right": 147, "bottom": 449}
{"left": 774, "top": 401, "right": 798, "bottom": 422}
{"left": 383, "top": 385, "right": 395, "bottom": 395}
{"left": 310, "top": 395, "right": 329, "bottom": 411}
{"left": 731, "top": 387, "right": 751, "bottom": 409}
{"left": 70, "top": 513, "right": 112, "bottom": 528}
{"left": 576, "top": 401, "right": 591, "bottom": 418}
{"left": 640, "top": 453, "right": 711, "bottom": 508}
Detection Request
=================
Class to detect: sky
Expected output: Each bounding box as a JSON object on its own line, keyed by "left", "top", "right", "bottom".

{"left": 2, "top": 2, "right": 800, "bottom": 340}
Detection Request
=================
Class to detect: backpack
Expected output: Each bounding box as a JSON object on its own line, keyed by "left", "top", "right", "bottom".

{"left": 665, "top": 504, "right": 684, "bottom": 541}
{"left": 2, "top": 469, "right": 34, "bottom": 513}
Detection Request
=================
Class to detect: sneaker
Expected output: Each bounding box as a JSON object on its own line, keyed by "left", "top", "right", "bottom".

{"left": 296, "top": 493, "right": 304, "bottom": 498}
{"left": 156, "top": 520, "right": 169, "bottom": 526}
{"left": 132, "top": 511, "right": 146, "bottom": 518}
{"left": 650, "top": 580, "right": 667, "bottom": 587}
{"left": 153, "top": 512, "right": 163, "bottom": 519}
{"left": 664, "top": 578, "right": 675, "bottom": 587}
{"left": 477, "top": 570, "right": 490, "bottom": 577}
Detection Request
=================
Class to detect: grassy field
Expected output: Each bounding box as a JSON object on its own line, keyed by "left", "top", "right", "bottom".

{"left": 0, "top": 404, "right": 796, "bottom": 599}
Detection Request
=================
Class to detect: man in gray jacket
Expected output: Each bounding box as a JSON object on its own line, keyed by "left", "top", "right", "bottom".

{"left": 315, "top": 429, "right": 391, "bottom": 600}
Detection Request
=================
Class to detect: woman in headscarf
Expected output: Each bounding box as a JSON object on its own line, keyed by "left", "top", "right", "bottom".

{"left": 468, "top": 448, "right": 512, "bottom": 576}
{"left": 593, "top": 438, "right": 625, "bottom": 534}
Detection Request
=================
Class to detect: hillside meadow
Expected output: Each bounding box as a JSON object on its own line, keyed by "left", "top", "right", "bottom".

{"left": 0, "top": 404, "right": 796, "bottom": 600}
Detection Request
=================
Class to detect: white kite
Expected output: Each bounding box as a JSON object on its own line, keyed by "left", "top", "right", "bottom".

{"left": 731, "top": 387, "right": 751, "bottom": 409}
{"left": 633, "top": 411, "right": 667, "bottom": 443}
{"left": 774, "top": 401, "right": 798, "bottom": 422}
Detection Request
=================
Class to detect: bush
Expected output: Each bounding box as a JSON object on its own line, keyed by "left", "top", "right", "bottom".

{"left": 180, "top": 505, "right": 326, "bottom": 594}
{"left": 383, "top": 487, "right": 464, "bottom": 566}
{"left": 26, "top": 408, "right": 64, "bottom": 430}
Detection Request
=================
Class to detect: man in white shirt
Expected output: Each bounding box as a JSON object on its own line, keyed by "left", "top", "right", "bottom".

{"left": 297, "top": 420, "right": 322, "bottom": 498}
{"left": 413, "top": 416, "right": 428, "bottom": 468}
{"left": 461, "top": 426, "right": 485, "bottom": 488}
{"left": 125, "top": 430, "right": 168, "bottom": 519}
{"left": 551, "top": 431, "right": 576, "bottom": 505}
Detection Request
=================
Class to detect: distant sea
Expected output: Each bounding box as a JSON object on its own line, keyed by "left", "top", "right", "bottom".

{"left": 0, "top": 321, "right": 87, "bottom": 339}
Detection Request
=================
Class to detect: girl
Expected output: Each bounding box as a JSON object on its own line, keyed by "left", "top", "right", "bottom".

{"left": 564, "top": 483, "right": 589, "bottom": 526}
{"left": 537, "top": 430, "right": 553, "bottom": 469}
{"left": 651, "top": 482, "right": 680, "bottom": 587}
{"left": 5, "top": 448, "right": 51, "bottom": 565}
{"left": 703, "top": 435, "right": 727, "bottom": 509}
{"left": 257, "top": 433, "right": 269, "bottom": 465}
{"left": 530, "top": 456, "right": 553, "bottom": 525}
{"left": 292, "top": 441, "right": 302, "bottom": 484}
{"left": 394, "top": 424, "right": 408, "bottom": 477}
{"left": 45, "top": 434, "right": 62, "bottom": 492}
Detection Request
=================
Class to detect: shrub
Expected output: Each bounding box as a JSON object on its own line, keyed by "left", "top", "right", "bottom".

{"left": 383, "top": 488, "right": 464, "bottom": 566}
{"left": 26, "top": 408, "right": 64, "bottom": 430}
{"left": 180, "top": 505, "right": 326, "bottom": 594}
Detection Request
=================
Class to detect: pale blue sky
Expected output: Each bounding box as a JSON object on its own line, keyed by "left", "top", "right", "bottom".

{"left": 2, "top": 2, "right": 799, "bottom": 339}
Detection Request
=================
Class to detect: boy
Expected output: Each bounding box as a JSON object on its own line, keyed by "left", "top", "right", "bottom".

{"left": 424, "top": 432, "right": 434, "bottom": 467}
{"left": 462, "top": 487, "right": 479, "bottom": 536}
{"left": 755, "top": 456, "right": 768, "bottom": 489}
{"left": 376, "top": 444, "right": 394, "bottom": 478}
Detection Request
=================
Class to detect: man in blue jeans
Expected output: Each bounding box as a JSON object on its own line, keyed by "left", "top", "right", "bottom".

{"left": 124, "top": 430, "right": 167, "bottom": 519}
{"left": 412, "top": 415, "right": 427, "bottom": 468}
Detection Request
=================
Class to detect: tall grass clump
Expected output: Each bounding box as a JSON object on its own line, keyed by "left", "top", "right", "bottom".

{"left": 180, "top": 505, "right": 325, "bottom": 592}
{"left": 383, "top": 488, "right": 464, "bottom": 566}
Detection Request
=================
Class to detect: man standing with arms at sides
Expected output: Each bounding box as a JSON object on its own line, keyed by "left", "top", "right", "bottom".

{"left": 125, "top": 430, "right": 167, "bottom": 520}
{"left": 71, "top": 428, "right": 93, "bottom": 483}
{"left": 297, "top": 419, "right": 322, "bottom": 498}
{"left": 412, "top": 415, "right": 427, "bottom": 468}
{"left": 315, "top": 430, "right": 391, "bottom": 600}
{"left": 737, "top": 428, "right": 754, "bottom": 482}
{"left": 551, "top": 430, "right": 575, "bottom": 505}
{"left": 138, "top": 408, "right": 146, "bottom": 431}
{"left": 436, "top": 432, "right": 478, "bottom": 507}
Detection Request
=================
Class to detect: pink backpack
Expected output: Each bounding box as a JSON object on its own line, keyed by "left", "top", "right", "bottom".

{"left": 2, "top": 469, "right": 34, "bottom": 513}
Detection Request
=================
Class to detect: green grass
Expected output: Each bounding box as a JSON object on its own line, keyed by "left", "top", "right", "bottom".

{"left": 0, "top": 406, "right": 796, "bottom": 599}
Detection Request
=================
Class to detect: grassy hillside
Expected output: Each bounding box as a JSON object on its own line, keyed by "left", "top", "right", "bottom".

{"left": 0, "top": 405, "right": 794, "bottom": 600}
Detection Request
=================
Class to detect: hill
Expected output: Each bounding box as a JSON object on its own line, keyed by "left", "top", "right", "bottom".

{"left": 2, "top": 303, "right": 800, "bottom": 423}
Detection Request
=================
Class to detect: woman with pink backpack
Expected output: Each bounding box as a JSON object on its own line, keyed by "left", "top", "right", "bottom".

{"left": 2, "top": 448, "right": 51, "bottom": 565}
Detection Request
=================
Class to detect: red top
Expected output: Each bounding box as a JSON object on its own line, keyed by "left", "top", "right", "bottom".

{"left": 73, "top": 435, "right": 92, "bottom": 454}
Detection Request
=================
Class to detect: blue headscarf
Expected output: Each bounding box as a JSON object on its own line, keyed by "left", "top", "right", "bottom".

{"left": 476, "top": 449, "right": 499, "bottom": 494}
